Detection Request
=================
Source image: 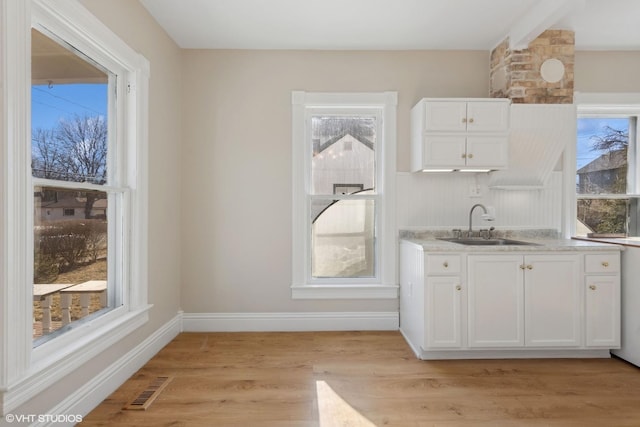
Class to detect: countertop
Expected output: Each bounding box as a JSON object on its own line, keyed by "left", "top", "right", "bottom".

{"left": 572, "top": 236, "right": 640, "bottom": 249}
{"left": 400, "top": 230, "right": 624, "bottom": 252}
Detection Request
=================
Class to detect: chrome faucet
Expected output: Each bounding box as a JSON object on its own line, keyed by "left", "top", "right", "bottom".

{"left": 468, "top": 203, "right": 494, "bottom": 237}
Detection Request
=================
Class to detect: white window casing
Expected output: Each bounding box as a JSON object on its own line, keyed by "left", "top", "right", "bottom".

{"left": 0, "top": 0, "right": 150, "bottom": 414}
{"left": 291, "top": 91, "right": 398, "bottom": 299}
{"left": 571, "top": 92, "right": 640, "bottom": 237}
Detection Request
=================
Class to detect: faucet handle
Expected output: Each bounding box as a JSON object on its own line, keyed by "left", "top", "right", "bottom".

{"left": 452, "top": 229, "right": 462, "bottom": 239}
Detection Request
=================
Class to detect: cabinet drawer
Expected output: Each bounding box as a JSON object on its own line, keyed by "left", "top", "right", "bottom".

{"left": 585, "top": 253, "right": 620, "bottom": 273}
{"left": 426, "top": 255, "right": 461, "bottom": 275}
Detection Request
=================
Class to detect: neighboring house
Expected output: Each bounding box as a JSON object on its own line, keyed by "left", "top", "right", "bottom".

{"left": 577, "top": 149, "right": 627, "bottom": 194}
{"left": 312, "top": 133, "right": 375, "bottom": 196}
{"left": 311, "top": 133, "right": 375, "bottom": 222}
{"left": 36, "top": 195, "right": 107, "bottom": 221}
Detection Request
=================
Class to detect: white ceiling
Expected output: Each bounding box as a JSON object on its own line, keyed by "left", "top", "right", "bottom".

{"left": 140, "top": 0, "right": 640, "bottom": 51}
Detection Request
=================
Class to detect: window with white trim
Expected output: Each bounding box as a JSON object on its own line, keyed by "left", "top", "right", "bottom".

{"left": 291, "top": 92, "right": 397, "bottom": 299}
{"left": 1, "top": 0, "right": 149, "bottom": 414}
{"left": 575, "top": 99, "right": 640, "bottom": 237}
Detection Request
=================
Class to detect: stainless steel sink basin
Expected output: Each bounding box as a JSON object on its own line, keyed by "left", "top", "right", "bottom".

{"left": 438, "top": 237, "right": 540, "bottom": 246}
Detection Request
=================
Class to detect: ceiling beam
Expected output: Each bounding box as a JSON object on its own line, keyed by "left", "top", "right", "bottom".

{"left": 508, "top": 0, "right": 585, "bottom": 50}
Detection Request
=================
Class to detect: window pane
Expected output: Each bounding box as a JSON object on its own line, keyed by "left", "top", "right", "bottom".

{"left": 311, "top": 116, "right": 376, "bottom": 195}
{"left": 577, "top": 118, "right": 629, "bottom": 195}
{"left": 577, "top": 199, "right": 628, "bottom": 236}
{"left": 311, "top": 198, "right": 375, "bottom": 278}
{"left": 33, "top": 187, "right": 109, "bottom": 341}
{"left": 31, "top": 28, "right": 110, "bottom": 185}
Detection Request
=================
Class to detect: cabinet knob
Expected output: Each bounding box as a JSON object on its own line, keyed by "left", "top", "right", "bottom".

{"left": 467, "top": 153, "right": 474, "bottom": 159}
{"left": 526, "top": 265, "right": 533, "bottom": 270}
{"left": 589, "top": 285, "right": 597, "bottom": 290}
{"left": 461, "top": 153, "right": 467, "bottom": 158}
{"left": 602, "top": 261, "right": 609, "bottom": 267}
{"left": 443, "top": 261, "right": 449, "bottom": 268}
{"left": 462, "top": 117, "right": 467, "bottom": 123}
{"left": 468, "top": 118, "right": 474, "bottom": 123}
{"left": 519, "top": 264, "right": 525, "bottom": 270}
{"left": 456, "top": 285, "right": 461, "bottom": 291}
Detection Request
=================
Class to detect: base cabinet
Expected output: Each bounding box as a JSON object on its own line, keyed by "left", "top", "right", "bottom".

{"left": 586, "top": 276, "right": 620, "bottom": 347}
{"left": 523, "top": 255, "right": 581, "bottom": 347}
{"left": 426, "top": 276, "right": 462, "bottom": 348}
{"left": 467, "top": 255, "right": 524, "bottom": 347}
{"left": 399, "top": 242, "right": 621, "bottom": 360}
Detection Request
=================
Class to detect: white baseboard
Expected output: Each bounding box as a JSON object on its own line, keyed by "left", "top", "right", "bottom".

{"left": 183, "top": 311, "right": 399, "bottom": 332}
{"left": 33, "top": 312, "right": 183, "bottom": 427}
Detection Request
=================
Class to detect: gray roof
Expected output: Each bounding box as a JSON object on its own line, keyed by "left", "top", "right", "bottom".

{"left": 577, "top": 149, "right": 627, "bottom": 174}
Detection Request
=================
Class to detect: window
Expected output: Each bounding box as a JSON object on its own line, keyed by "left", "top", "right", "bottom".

{"left": 291, "top": 92, "right": 397, "bottom": 299}
{"left": 575, "top": 95, "right": 640, "bottom": 237}
{"left": 30, "top": 26, "right": 117, "bottom": 343}
{"left": 1, "top": 0, "right": 149, "bottom": 414}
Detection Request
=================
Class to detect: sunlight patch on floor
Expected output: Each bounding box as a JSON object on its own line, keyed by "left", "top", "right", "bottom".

{"left": 316, "top": 380, "right": 376, "bottom": 427}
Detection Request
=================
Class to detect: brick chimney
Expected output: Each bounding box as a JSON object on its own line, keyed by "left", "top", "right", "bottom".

{"left": 490, "top": 30, "right": 575, "bottom": 104}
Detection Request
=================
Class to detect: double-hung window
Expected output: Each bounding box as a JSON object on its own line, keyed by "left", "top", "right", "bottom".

{"left": 574, "top": 94, "right": 640, "bottom": 237}
{"left": 291, "top": 92, "right": 397, "bottom": 299}
{"left": 1, "top": 0, "right": 149, "bottom": 414}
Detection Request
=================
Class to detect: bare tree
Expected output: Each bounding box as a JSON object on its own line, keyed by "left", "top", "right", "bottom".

{"left": 54, "top": 114, "right": 107, "bottom": 184}
{"left": 32, "top": 128, "right": 63, "bottom": 180}
{"left": 590, "top": 125, "right": 628, "bottom": 152}
{"left": 32, "top": 114, "right": 107, "bottom": 218}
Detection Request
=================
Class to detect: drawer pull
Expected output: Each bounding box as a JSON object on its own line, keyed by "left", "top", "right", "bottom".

{"left": 443, "top": 261, "right": 449, "bottom": 268}
{"left": 589, "top": 285, "right": 597, "bottom": 290}
{"left": 455, "top": 285, "right": 461, "bottom": 291}
{"left": 602, "top": 261, "right": 609, "bottom": 267}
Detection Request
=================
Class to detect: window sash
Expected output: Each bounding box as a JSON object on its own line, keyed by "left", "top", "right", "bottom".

{"left": 308, "top": 195, "right": 380, "bottom": 283}
{"left": 305, "top": 108, "right": 382, "bottom": 284}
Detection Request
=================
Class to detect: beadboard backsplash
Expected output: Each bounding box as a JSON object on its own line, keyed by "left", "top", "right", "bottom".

{"left": 396, "top": 171, "right": 562, "bottom": 231}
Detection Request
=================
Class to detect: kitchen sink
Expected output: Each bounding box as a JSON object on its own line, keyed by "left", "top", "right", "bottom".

{"left": 437, "top": 237, "right": 540, "bottom": 246}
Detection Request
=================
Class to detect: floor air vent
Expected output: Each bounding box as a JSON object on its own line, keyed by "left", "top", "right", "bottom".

{"left": 123, "top": 376, "right": 173, "bottom": 410}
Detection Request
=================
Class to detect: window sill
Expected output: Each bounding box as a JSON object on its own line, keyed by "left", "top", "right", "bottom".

{"left": 291, "top": 284, "right": 398, "bottom": 300}
{"left": 2, "top": 305, "right": 151, "bottom": 415}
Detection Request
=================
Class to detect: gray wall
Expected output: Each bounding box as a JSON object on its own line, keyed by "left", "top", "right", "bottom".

{"left": 180, "top": 49, "right": 490, "bottom": 314}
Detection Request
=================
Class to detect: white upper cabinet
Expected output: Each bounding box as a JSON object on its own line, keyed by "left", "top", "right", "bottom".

{"left": 411, "top": 98, "right": 510, "bottom": 172}
{"left": 424, "top": 100, "right": 509, "bottom": 132}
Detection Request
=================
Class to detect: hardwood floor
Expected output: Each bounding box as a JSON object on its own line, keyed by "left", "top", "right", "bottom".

{"left": 83, "top": 331, "right": 640, "bottom": 426}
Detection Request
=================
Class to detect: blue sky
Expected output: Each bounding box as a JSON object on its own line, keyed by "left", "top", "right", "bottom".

{"left": 576, "top": 117, "right": 629, "bottom": 169}
{"left": 31, "top": 83, "right": 107, "bottom": 130}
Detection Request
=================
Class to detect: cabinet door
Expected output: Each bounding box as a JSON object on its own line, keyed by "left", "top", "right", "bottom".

{"left": 585, "top": 275, "right": 620, "bottom": 347}
{"left": 426, "top": 276, "right": 462, "bottom": 348}
{"left": 424, "top": 101, "right": 467, "bottom": 131}
{"left": 423, "top": 135, "right": 466, "bottom": 167}
{"left": 468, "top": 255, "right": 524, "bottom": 347}
{"left": 465, "top": 136, "right": 508, "bottom": 168}
{"left": 524, "top": 255, "right": 581, "bottom": 347}
{"left": 466, "top": 102, "right": 509, "bottom": 132}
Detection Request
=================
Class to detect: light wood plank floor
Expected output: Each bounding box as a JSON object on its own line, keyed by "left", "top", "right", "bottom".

{"left": 83, "top": 331, "right": 640, "bottom": 426}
